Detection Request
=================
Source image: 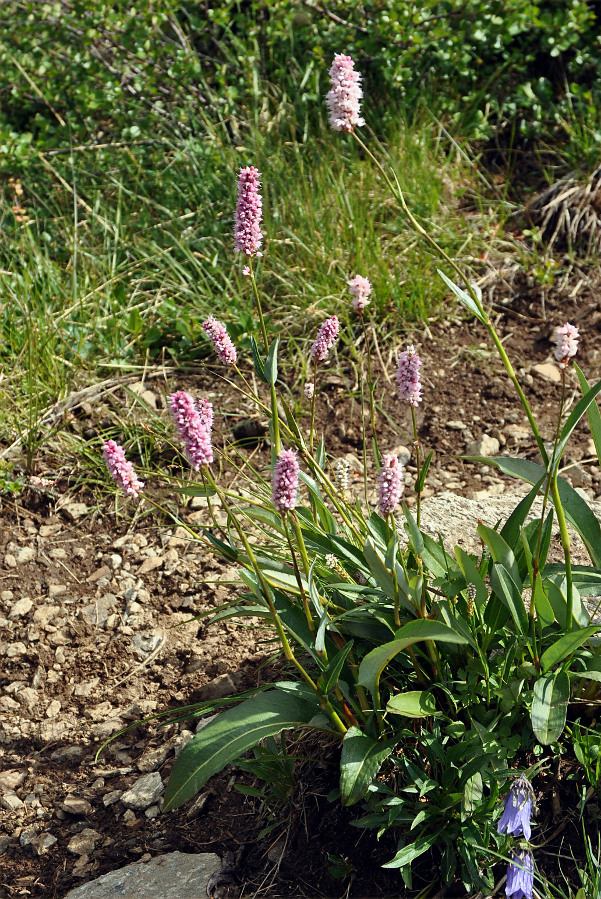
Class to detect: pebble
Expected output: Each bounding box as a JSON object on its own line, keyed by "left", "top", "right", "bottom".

{"left": 532, "top": 362, "right": 561, "bottom": 384}
{"left": 196, "top": 672, "right": 243, "bottom": 702}
{"left": 102, "top": 790, "right": 123, "bottom": 807}
{"left": 62, "top": 796, "right": 93, "bottom": 816}
{"left": 51, "top": 745, "right": 84, "bottom": 763}
{"left": 120, "top": 772, "right": 164, "bottom": 810}
{"left": 5, "top": 642, "right": 27, "bottom": 658}
{"left": 33, "top": 832, "right": 57, "bottom": 855}
{"left": 9, "top": 598, "right": 33, "bottom": 618}
{"left": 465, "top": 434, "right": 500, "bottom": 458}
{"left": 446, "top": 420, "right": 467, "bottom": 430}
{"left": 1, "top": 792, "right": 24, "bottom": 811}
{"left": 16, "top": 546, "right": 36, "bottom": 564}
{"left": 61, "top": 502, "right": 89, "bottom": 521}
{"left": 48, "top": 584, "right": 67, "bottom": 597}
{"left": 67, "top": 828, "right": 102, "bottom": 856}
{"left": 138, "top": 556, "right": 164, "bottom": 575}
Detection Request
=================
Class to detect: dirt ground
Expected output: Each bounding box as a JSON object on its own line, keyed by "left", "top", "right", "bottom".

{"left": 1, "top": 269, "right": 601, "bottom": 898}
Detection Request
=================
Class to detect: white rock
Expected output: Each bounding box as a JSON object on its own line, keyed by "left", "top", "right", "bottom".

{"left": 16, "top": 547, "right": 35, "bottom": 564}
{"left": 532, "top": 362, "right": 561, "bottom": 384}
{"left": 120, "top": 772, "right": 164, "bottom": 810}
{"left": 465, "top": 434, "right": 500, "bottom": 458}
{"left": 9, "top": 598, "right": 33, "bottom": 618}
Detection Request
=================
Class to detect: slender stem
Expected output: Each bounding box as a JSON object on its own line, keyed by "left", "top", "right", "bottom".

{"left": 551, "top": 474, "right": 574, "bottom": 632}
{"left": 351, "top": 129, "right": 547, "bottom": 464}
{"left": 361, "top": 313, "right": 380, "bottom": 465}
{"left": 269, "top": 380, "right": 281, "bottom": 457}
{"left": 283, "top": 514, "right": 315, "bottom": 636}
{"left": 411, "top": 405, "right": 422, "bottom": 529}
{"left": 290, "top": 510, "right": 311, "bottom": 579}
{"left": 248, "top": 262, "right": 269, "bottom": 352}
{"left": 309, "top": 365, "right": 318, "bottom": 452}
{"left": 360, "top": 379, "right": 370, "bottom": 510}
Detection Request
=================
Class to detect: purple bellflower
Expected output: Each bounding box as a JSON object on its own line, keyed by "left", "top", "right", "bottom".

{"left": 498, "top": 775, "right": 533, "bottom": 841}
{"left": 506, "top": 851, "right": 534, "bottom": 899}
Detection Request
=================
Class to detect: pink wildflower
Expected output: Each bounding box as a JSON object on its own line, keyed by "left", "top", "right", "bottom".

{"left": 396, "top": 345, "right": 422, "bottom": 407}
{"left": 304, "top": 382, "right": 314, "bottom": 400}
{"left": 348, "top": 275, "right": 372, "bottom": 313}
{"left": 311, "top": 316, "right": 340, "bottom": 363}
{"left": 235, "top": 166, "right": 263, "bottom": 256}
{"left": 326, "top": 54, "right": 365, "bottom": 133}
{"left": 242, "top": 265, "right": 251, "bottom": 277}
{"left": 272, "top": 449, "right": 299, "bottom": 514}
{"left": 377, "top": 454, "right": 404, "bottom": 517}
{"left": 169, "top": 390, "right": 214, "bottom": 469}
{"left": 203, "top": 316, "right": 237, "bottom": 365}
{"left": 103, "top": 440, "right": 145, "bottom": 498}
{"left": 553, "top": 322, "right": 579, "bottom": 369}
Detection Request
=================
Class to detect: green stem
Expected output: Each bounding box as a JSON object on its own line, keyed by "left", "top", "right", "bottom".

{"left": 351, "top": 130, "right": 547, "bottom": 465}
{"left": 283, "top": 514, "right": 315, "bottom": 636}
{"left": 411, "top": 405, "right": 422, "bottom": 529}
{"left": 361, "top": 313, "right": 380, "bottom": 465}
{"left": 309, "top": 365, "right": 318, "bottom": 452}
{"left": 249, "top": 262, "right": 269, "bottom": 353}
{"left": 290, "top": 510, "right": 311, "bottom": 579}
{"left": 551, "top": 474, "right": 573, "bottom": 632}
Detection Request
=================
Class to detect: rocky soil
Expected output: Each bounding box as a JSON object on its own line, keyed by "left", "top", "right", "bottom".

{"left": 1, "top": 272, "right": 601, "bottom": 897}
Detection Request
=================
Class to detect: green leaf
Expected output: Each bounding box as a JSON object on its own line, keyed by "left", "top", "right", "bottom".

{"left": 339, "top": 726, "right": 396, "bottom": 806}
{"left": 477, "top": 525, "right": 521, "bottom": 585}
{"left": 250, "top": 335, "right": 268, "bottom": 384}
{"left": 403, "top": 506, "right": 424, "bottom": 555}
{"left": 575, "top": 364, "right": 601, "bottom": 468}
{"left": 500, "top": 475, "right": 546, "bottom": 549}
{"left": 438, "top": 270, "right": 487, "bottom": 324}
{"left": 358, "top": 619, "right": 468, "bottom": 701}
{"left": 264, "top": 337, "right": 279, "bottom": 385}
{"left": 383, "top": 830, "right": 442, "bottom": 868}
{"left": 175, "top": 485, "right": 217, "bottom": 498}
{"left": 416, "top": 450, "right": 434, "bottom": 493}
{"left": 462, "top": 771, "right": 483, "bottom": 820}
{"left": 280, "top": 398, "right": 306, "bottom": 451}
{"left": 163, "top": 690, "right": 318, "bottom": 811}
{"left": 546, "top": 578, "right": 589, "bottom": 629}
{"left": 579, "top": 656, "right": 601, "bottom": 684}
{"left": 489, "top": 563, "right": 529, "bottom": 636}
{"left": 318, "top": 641, "right": 354, "bottom": 695}
{"left": 531, "top": 671, "right": 570, "bottom": 744}
{"left": 540, "top": 626, "right": 600, "bottom": 673}
{"left": 386, "top": 690, "right": 439, "bottom": 717}
{"left": 484, "top": 457, "right": 601, "bottom": 567}
{"left": 554, "top": 375, "right": 601, "bottom": 470}
{"left": 454, "top": 547, "right": 488, "bottom": 613}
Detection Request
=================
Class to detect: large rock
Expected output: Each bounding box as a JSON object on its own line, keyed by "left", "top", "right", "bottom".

{"left": 63, "top": 852, "right": 221, "bottom": 899}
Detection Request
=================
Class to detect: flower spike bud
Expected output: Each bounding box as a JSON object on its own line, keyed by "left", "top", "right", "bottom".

{"left": 272, "top": 449, "right": 300, "bottom": 514}
{"left": 103, "top": 440, "right": 144, "bottom": 498}
{"left": 377, "top": 454, "right": 404, "bottom": 516}
{"left": 326, "top": 54, "right": 365, "bottom": 133}
{"left": 348, "top": 275, "right": 372, "bottom": 313}
{"left": 304, "top": 382, "right": 314, "bottom": 400}
{"left": 506, "top": 851, "right": 534, "bottom": 899}
{"left": 235, "top": 166, "right": 263, "bottom": 257}
{"left": 497, "top": 774, "right": 534, "bottom": 840}
{"left": 311, "top": 316, "right": 340, "bottom": 363}
{"left": 202, "top": 316, "right": 237, "bottom": 365}
{"left": 553, "top": 322, "right": 579, "bottom": 369}
{"left": 169, "top": 391, "right": 214, "bottom": 470}
{"left": 396, "top": 345, "right": 422, "bottom": 407}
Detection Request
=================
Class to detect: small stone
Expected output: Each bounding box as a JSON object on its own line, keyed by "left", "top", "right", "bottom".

{"left": 102, "top": 790, "right": 122, "bottom": 807}
{"left": 0, "top": 769, "right": 26, "bottom": 793}
{"left": 1, "top": 589, "right": 14, "bottom": 602}
{"left": 20, "top": 825, "right": 40, "bottom": 848}
{"left": 122, "top": 809, "right": 137, "bottom": 823}
{"left": 566, "top": 464, "right": 591, "bottom": 488}
{"left": 16, "top": 546, "right": 36, "bottom": 564}
{"left": 196, "top": 672, "right": 243, "bottom": 702}
{"left": 446, "top": 420, "right": 467, "bottom": 430}
{"left": 120, "top": 772, "right": 164, "bottom": 810}
{"left": 138, "top": 556, "right": 164, "bottom": 575}
{"left": 9, "top": 598, "right": 33, "bottom": 618}
{"left": 144, "top": 805, "right": 159, "bottom": 819}
{"left": 5, "top": 642, "right": 27, "bottom": 658}
{"left": 33, "top": 832, "right": 57, "bottom": 855}
{"left": 61, "top": 502, "right": 89, "bottom": 521}
{"left": 39, "top": 524, "right": 62, "bottom": 537}
{"left": 51, "top": 745, "right": 84, "bottom": 763}
{"left": 4, "top": 553, "right": 16, "bottom": 568}
{"left": 46, "top": 699, "right": 62, "bottom": 718}
{"left": 136, "top": 746, "right": 171, "bottom": 774}
{"left": 17, "top": 687, "right": 38, "bottom": 709}
{"left": 67, "top": 828, "right": 102, "bottom": 856}
{"left": 62, "top": 796, "right": 93, "bottom": 816}
{"left": 532, "top": 362, "right": 561, "bottom": 384}
{"left": 131, "top": 632, "right": 162, "bottom": 658}
{"left": 48, "top": 584, "right": 67, "bottom": 598}
{"left": 1, "top": 792, "right": 24, "bottom": 811}
{"left": 465, "top": 434, "right": 500, "bottom": 458}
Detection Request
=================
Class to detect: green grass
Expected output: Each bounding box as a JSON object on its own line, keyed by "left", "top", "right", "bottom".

{"left": 0, "top": 90, "right": 509, "bottom": 468}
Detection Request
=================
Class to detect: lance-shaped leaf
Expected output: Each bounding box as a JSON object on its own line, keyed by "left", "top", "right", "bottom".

{"left": 163, "top": 690, "right": 319, "bottom": 811}
{"left": 339, "top": 727, "right": 397, "bottom": 806}
{"left": 386, "top": 690, "right": 439, "bottom": 718}
{"left": 358, "top": 619, "right": 468, "bottom": 703}
{"left": 531, "top": 671, "right": 570, "bottom": 744}
{"left": 438, "top": 270, "right": 487, "bottom": 323}
{"left": 540, "top": 626, "right": 601, "bottom": 673}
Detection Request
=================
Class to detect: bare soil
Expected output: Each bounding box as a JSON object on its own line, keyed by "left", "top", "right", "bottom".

{"left": 1, "top": 270, "right": 601, "bottom": 898}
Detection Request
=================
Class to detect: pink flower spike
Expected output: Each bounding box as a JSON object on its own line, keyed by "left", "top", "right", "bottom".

{"left": 553, "top": 322, "right": 579, "bottom": 369}
{"left": 348, "top": 275, "right": 372, "bottom": 313}
{"left": 396, "top": 345, "right": 422, "bottom": 407}
{"left": 311, "top": 316, "right": 340, "bottom": 363}
{"left": 169, "top": 391, "right": 214, "bottom": 470}
{"left": 304, "top": 382, "right": 314, "bottom": 400}
{"left": 377, "top": 454, "right": 404, "bottom": 517}
{"left": 103, "top": 440, "right": 145, "bottom": 498}
{"left": 326, "top": 54, "right": 365, "bottom": 133}
{"left": 203, "top": 316, "right": 237, "bottom": 366}
{"left": 242, "top": 265, "right": 251, "bottom": 277}
{"left": 272, "top": 449, "right": 300, "bottom": 514}
{"left": 235, "top": 166, "right": 263, "bottom": 257}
